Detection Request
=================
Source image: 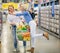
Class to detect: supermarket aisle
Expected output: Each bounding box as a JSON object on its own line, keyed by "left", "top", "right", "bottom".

{"left": 1, "top": 23, "right": 60, "bottom": 53}
{"left": 1, "top": 23, "right": 14, "bottom": 53}
{"left": 35, "top": 29, "right": 60, "bottom": 53}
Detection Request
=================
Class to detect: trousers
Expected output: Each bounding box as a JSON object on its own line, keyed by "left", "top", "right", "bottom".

{"left": 12, "top": 25, "right": 17, "bottom": 48}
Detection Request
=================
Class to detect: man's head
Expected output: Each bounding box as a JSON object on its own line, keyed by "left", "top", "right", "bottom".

{"left": 18, "top": 4, "right": 25, "bottom": 11}
{"left": 29, "top": 8, "right": 34, "bottom": 13}
{"left": 8, "top": 5, "right": 14, "bottom": 13}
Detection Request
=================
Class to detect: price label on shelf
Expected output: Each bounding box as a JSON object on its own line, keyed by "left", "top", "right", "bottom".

{"left": 52, "top": 1, "right": 55, "bottom": 17}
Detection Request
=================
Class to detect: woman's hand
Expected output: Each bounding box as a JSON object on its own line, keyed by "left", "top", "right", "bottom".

{"left": 9, "top": 12, "right": 15, "bottom": 15}
{"left": 10, "top": 22, "right": 16, "bottom": 25}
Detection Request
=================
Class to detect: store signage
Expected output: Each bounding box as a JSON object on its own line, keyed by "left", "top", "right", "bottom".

{"left": 52, "top": 1, "right": 55, "bottom": 17}
{"left": 34, "top": 4, "right": 38, "bottom": 7}
{"left": 2, "top": 2, "right": 18, "bottom": 10}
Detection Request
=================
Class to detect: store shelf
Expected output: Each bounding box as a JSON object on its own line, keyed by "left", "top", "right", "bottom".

{"left": 0, "top": 12, "right": 2, "bottom": 41}
{"left": 40, "top": 27, "right": 60, "bottom": 38}
{"left": 39, "top": 5, "right": 60, "bottom": 38}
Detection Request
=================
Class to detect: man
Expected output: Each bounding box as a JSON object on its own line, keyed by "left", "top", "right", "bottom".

{"left": 15, "top": 4, "right": 33, "bottom": 48}
{"left": 29, "top": 8, "right": 36, "bottom": 19}
{"left": 27, "top": 17, "right": 49, "bottom": 53}
{"left": 16, "top": 4, "right": 32, "bottom": 24}
{"left": 7, "top": 5, "right": 20, "bottom": 51}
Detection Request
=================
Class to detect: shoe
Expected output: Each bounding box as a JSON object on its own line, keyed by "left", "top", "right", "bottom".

{"left": 13, "top": 48, "right": 20, "bottom": 52}
{"left": 16, "top": 48, "right": 20, "bottom": 52}
{"left": 27, "top": 48, "right": 34, "bottom": 53}
{"left": 43, "top": 32, "right": 49, "bottom": 40}
{"left": 0, "top": 42, "right": 1, "bottom": 48}
{"left": 27, "top": 49, "right": 31, "bottom": 52}
{"left": 13, "top": 48, "right": 17, "bottom": 51}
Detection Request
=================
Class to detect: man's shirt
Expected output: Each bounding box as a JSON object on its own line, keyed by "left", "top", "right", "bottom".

{"left": 16, "top": 11, "right": 32, "bottom": 24}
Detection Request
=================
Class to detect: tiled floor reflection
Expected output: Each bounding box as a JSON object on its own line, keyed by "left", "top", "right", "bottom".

{"left": 1, "top": 23, "right": 60, "bottom": 53}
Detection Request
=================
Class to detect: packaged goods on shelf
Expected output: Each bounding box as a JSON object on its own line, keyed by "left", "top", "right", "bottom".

{"left": 46, "top": 22, "right": 48, "bottom": 25}
{"left": 57, "top": 29, "right": 59, "bottom": 34}
{"left": 52, "top": 27, "right": 55, "bottom": 32}
{"left": 51, "top": 27, "right": 54, "bottom": 31}
{"left": 49, "top": 27, "right": 52, "bottom": 30}
{"left": 50, "top": 19, "right": 52, "bottom": 22}
{"left": 40, "top": 5, "right": 60, "bottom": 36}
{"left": 53, "top": 19, "right": 56, "bottom": 23}
{"left": 55, "top": 14, "right": 58, "bottom": 17}
{"left": 55, "top": 10, "right": 59, "bottom": 14}
{"left": 51, "top": 19, "right": 54, "bottom": 23}
{"left": 46, "top": 26, "right": 49, "bottom": 29}
{"left": 51, "top": 23, "right": 54, "bottom": 27}
{"left": 56, "top": 25, "right": 59, "bottom": 28}
{"left": 50, "top": 15, "right": 52, "bottom": 18}
{"left": 46, "top": 14, "right": 49, "bottom": 17}
{"left": 54, "top": 5, "right": 60, "bottom": 9}
{"left": 53, "top": 28, "right": 56, "bottom": 33}
{"left": 41, "top": 14, "right": 43, "bottom": 16}
{"left": 56, "top": 20, "right": 59, "bottom": 24}
{"left": 54, "top": 19, "right": 57, "bottom": 23}
{"left": 50, "top": 11, "right": 52, "bottom": 13}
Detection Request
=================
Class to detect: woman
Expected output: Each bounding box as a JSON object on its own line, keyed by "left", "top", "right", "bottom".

{"left": 7, "top": 5, "right": 20, "bottom": 51}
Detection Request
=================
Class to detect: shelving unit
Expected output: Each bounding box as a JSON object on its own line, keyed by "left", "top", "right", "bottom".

{"left": 39, "top": 0, "right": 60, "bottom": 38}
{"left": 49, "top": 5, "right": 60, "bottom": 35}
{"left": 0, "top": 12, "right": 2, "bottom": 41}
{"left": 0, "top": 0, "right": 2, "bottom": 42}
{"left": 40, "top": 6, "right": 50, "bottom": 30}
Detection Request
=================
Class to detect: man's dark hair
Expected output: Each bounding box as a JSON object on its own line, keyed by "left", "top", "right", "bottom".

{"left": 31, "top": 8, "right": 34, "bottom": 11}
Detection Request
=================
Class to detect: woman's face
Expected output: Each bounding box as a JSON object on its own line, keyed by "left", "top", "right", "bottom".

{"left": 8, "top": 6, "right": 14, "bottom": 13}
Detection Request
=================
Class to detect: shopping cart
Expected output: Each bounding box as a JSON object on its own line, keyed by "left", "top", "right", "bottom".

{"left": 16, "top": 24, "right": 31, "bottom": 53}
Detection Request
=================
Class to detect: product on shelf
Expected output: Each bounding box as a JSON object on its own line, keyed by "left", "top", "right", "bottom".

{"left": 57, "top": 29, "right": 59, "bottom": 34}
{"left": 40, "top": 5, "right": 60, "bottom": 36}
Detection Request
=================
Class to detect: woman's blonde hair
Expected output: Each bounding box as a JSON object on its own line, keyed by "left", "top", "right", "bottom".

{"left": 8, "top": 5, "right": 14, "bottom": 11}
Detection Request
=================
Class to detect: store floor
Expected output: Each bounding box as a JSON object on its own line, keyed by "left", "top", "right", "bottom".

{"left": 1, "top": 23, "right": 60, "bottom": 53}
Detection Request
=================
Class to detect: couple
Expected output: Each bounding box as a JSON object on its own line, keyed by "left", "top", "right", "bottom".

{"left": 7, "top": 4, "right": 32, "bottom": 51}
{"left": 7, "top": 4, "right": 49, "bottom": 53}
